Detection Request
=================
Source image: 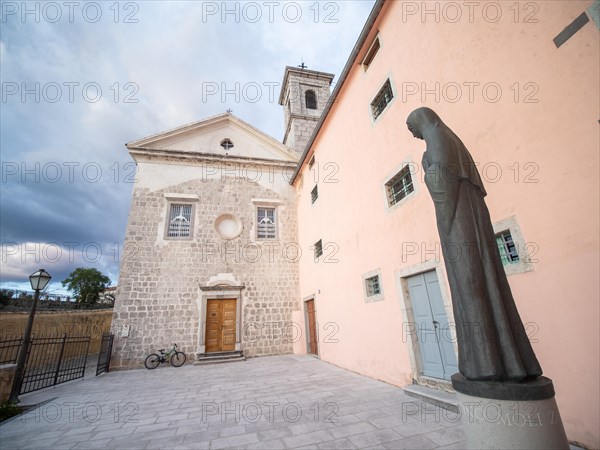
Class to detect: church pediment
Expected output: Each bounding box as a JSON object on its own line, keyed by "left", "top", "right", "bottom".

{"left": 126, "top": 113, "right": 298, "bottom": 163}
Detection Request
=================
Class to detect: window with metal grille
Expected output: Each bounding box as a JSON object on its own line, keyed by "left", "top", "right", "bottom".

{"left": 257, "top": 207, "right": 276, "bottom": 239}
{"left": 386, "top": 166, "right": 414, "bottom": 206}
{"left": 314, "top": 239, "right": 323, "bottom": 259}
{"left": 371, "top": 79, "right": 393, "bottom": 119}
{"left": 365, "top": 275, "right": 381, "bottom": 297}
{"left": 168, "top": 204, "right": 192, "bottom": 238}
{"left": 306, "top": 90, "right": 317, "bottom": 110}
{"left": 496, "top": 230, "right": 520, "bottom": 265}
{"left": 311, "top": 185, "right": 318, "bottom": 204}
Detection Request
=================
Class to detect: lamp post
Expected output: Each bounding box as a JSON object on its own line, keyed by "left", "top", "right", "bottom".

{"left": 9, "top": 269, "right": 52, "bottom": 403}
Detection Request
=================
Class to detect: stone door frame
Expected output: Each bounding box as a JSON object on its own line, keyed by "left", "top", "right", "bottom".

{"left": 198, "top": 282, "right": 244, "bottom": 354}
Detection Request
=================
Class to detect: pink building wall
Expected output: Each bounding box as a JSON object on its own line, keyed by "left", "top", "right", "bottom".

{"left": 294, "top": 1, "right": 599, "bottom": 447}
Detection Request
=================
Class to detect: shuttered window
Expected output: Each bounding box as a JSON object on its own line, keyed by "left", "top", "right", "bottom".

{"left": 311, "top": 185, "right": 319, "bottom": 204}
{"left": 314, "top": 239, "right": 323, "bottom": 259}
{"left": 362, "top": 37, "right": 381, "bottom": 70}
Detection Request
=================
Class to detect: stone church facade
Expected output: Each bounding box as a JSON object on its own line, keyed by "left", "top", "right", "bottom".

{"left": 111, "top": 67, "right": 333, "bottom": 368}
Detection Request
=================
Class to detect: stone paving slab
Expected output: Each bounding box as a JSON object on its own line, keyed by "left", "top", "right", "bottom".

{"left": 0, "top": 355, "right": 465, "bottom": 449}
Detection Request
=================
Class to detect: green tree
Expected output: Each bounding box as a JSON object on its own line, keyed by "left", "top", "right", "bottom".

{"left": 0, "top": 289, "right": 14, "bottom": 308}
{"left": 62, "top": 268, "right": 111, "bottom": 305}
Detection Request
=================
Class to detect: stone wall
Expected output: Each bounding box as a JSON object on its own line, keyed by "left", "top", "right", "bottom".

{"left": 290, "top": 118, "right": 318, "bottom": 155}
{"left": 0, "top": 310, "right": 113, "bottom": 353}
{"left": 0, "top": 364, "right": 16, "bottom": 403}
{"left": 112, "top": 167, "right": 300, "bottom": 369}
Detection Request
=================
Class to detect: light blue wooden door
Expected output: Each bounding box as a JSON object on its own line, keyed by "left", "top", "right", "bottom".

{"left": 407, "top": 271, "right": 458, "bottom": 380}
{"left": 422, "top": 270, "right": 459, "bottom": 378}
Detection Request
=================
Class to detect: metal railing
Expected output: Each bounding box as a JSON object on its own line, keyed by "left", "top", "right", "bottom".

{"left": 21, "top": 334, "right": 90, "bottom": 394}
{"left": 96, "top": 332, "right": 114, "bottom": 376}
{"left": 0, "top": 337, "right": 23, "bottom": 364}
{"left": 1, "top": 330, "right": 118, "bottom": 395}
{"left": 0, "top": 334, "right": 91, "bottom": 394}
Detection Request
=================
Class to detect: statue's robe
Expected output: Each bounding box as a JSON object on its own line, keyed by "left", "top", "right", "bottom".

{"left": 409, "top": 107, "right": 542, "bottom": 381}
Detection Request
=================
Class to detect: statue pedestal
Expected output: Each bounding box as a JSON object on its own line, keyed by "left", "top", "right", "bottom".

{"left": 452, "top": 374, "right": 569, "bottom": 450}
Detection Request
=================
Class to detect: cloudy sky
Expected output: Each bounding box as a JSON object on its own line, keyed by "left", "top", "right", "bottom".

{"left": 0, "top": 0, "right": 376, "bottom": 295}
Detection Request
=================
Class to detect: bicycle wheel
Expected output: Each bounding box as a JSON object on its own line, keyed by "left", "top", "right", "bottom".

{"left": 144, "top": 353, "right": 161, "bottom": 370}
{"left": 170, "top": 351, "right": 186, "bottom": 367}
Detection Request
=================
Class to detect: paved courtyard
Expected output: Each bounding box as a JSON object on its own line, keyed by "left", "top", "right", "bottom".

{"left": 1, "top": 355, "right": 465, "bottom": 449}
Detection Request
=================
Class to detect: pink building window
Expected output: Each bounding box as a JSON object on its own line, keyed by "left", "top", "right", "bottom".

{"left": 371, "top": 79, "right": 393, "bottom": 119}
{"left": 365, "top": 275, "right": 381, "bottom": 297}
{"left": 385, "top": 166, "right": 414, "bottom": 206}
{"left": 496, "top": 230, "right": 520, "bottom": 265}
{"left": 314, "top": 239, "right": 323, "bottom": 259}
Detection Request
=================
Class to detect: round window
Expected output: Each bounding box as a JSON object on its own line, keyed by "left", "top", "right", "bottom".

{"left": 214, "top": 214, "right": 242, "bottom": 239}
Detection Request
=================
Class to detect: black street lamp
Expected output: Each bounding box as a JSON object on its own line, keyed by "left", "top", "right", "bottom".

{"left": 9, "top": 269, "right": 52, "bottom": 403}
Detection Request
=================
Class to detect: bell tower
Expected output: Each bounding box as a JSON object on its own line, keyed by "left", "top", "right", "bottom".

{"left": 278, "top": 65, "right": 335, "bottom": 156}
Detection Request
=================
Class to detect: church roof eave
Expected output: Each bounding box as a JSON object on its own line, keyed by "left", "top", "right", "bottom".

{"left": 125, "top": 112, "right": 299, "bottom": 163}
{"left": 128, "top": 146, "right": 298, "bottom": 168}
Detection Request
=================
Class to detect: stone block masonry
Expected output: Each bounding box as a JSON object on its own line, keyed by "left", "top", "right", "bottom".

{"left": 112, "top": 174, "right": 300, "bottom": 369}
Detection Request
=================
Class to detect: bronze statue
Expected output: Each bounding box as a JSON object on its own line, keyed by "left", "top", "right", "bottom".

{"left": 407, "top": 107, "right": 542, "bottom": 382}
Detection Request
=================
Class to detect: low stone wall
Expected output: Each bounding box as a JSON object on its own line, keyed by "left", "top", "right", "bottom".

{"left": 0, "top": 364, "right": 16, "bottom": 403}
{"left": 0, "top": 310, "right": 112, "bottom": 354}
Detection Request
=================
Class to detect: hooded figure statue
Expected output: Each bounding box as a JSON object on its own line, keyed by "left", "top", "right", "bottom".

{"left": 406, "top": 107, "right": 542, "bottom": 382}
